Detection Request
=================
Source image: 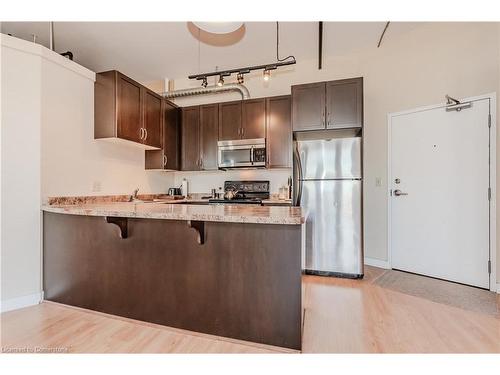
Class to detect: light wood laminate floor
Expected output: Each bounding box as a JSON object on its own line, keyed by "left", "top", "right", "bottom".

{"left": 1, "top": 266, "right": 499, "bottom": 353}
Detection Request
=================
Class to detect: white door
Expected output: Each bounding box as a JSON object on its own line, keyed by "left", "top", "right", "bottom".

{"left": 390, "top": 98, "right": 491, "bottom": 289}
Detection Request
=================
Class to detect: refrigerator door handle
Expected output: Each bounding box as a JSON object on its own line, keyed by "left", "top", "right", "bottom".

{"left": 293, "top": 142, "right": 303, "bottom": 206}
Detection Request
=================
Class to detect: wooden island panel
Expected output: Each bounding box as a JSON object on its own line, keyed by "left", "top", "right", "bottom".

{"left": 43, "top": 212, "right": 302, "bottom": 350}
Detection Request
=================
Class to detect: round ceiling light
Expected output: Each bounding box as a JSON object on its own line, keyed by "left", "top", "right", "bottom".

{"left": 192, "top": 22, "right": 244, "bottom": 34}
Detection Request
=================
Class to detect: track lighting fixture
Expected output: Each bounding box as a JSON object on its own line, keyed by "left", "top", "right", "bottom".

{"left": 217, "top": 75, "right": 224, "bottom": 87}
{"left": 237, "top": 73, "right": 244, "bottom": 84}
{"left": 201, "top": 77, "right": 208, "bottom": 88}
{"left": 263, "top": 69, "right": 271, "bottom": 82}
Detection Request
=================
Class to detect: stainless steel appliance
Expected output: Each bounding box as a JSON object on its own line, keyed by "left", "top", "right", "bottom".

{"left": 217, "top": 138, "right": 266, "bottom": 169}
{"left": 293, "top": 129, "right": 363, "bottom": 278}
{"left": 209, "top": 180, "right": 269, "bottom": 205}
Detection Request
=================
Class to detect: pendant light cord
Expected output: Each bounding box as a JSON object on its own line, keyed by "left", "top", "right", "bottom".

{"left": 276, "top": 22, "right": 296, "bottom": 63}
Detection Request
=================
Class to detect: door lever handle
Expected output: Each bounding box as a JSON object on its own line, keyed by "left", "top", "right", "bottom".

{"left": 394, "top": 189, "right": 408, "bottom": 196}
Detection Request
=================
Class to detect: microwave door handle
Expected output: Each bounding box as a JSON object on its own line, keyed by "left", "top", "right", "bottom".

{"left": 250, "top": 146, "right": 254, "bottom": 164}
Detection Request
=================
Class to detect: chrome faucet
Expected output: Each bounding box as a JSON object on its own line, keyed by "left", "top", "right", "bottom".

{"left": 129, "top": 188, "right": 140, "bottom": 202}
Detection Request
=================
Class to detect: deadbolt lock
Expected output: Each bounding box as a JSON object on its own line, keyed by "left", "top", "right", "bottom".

{"left": 395, "top": 178, "right": 400, "bottom": 184}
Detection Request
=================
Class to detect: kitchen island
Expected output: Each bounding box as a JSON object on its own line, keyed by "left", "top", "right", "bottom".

{"left": 42, "top": 200, "right": 304, "bottom": 350}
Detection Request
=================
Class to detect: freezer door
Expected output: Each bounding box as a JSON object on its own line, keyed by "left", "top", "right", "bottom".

{"left": 297, "top": 137, "right": 362, "bottom": 179}
{"left": 302, "top": 179, "right": 363, "bottom": 275}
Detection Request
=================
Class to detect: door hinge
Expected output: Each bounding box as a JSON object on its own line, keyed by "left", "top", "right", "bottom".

{"left": 488, "top": 113, "right": 491, "bottom": 128}
{"left": 488, "top": 187, "right": 491, "bottom": 201}
{"left": 488, "top": 260, "right": 491, "bottom": 274}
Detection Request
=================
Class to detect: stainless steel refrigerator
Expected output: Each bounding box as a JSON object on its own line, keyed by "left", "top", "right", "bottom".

{"left": 293, "top": 130, "right": 363, "bottom": 278}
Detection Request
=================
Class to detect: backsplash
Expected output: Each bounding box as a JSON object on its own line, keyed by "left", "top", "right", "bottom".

{"left": 172, "top": 169, "right": 292, "bottom": 194}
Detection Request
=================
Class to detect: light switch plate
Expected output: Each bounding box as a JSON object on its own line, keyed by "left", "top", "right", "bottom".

{"left": 375, "top": 177, "right": 382, "bottom": 187}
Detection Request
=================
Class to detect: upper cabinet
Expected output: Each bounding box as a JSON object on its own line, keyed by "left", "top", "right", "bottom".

{"left": 145, "top": 100, "right": 180, "bottom": 170}
{"left": 181, "top": 106, "right": 201, "bottom": 171}
{"left": 95, "top": 70, "right": 162, "bottom": 149}
{"left": 291, "top": 82, "right": 326, "bottom": 131}
{"left": 326, "top": 78, "right": 363, "bottom": 129}
{"left": 199, "top": 104, "right": 219, "bottom": 171}
{"left": 219, "top": 99, "right": 266, "bottom": 140}
{"left": 242, "top": 99, "right": 266, "bottom": 139}
{"left": 180, "top": 104, "right": 219, "bottom": 171}
{"left": 218, "top": 101, "right": 242, "bottom": 141}
{"left": 266, "top": 96, "right": 292, "bottom": 168}
{"left": 292, "top": 77, "right": 363, "bottom": 131}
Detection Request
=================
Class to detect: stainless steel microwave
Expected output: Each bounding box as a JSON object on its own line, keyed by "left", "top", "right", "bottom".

{"left": 217, "top": 138, "right": 266, "bottom": 169}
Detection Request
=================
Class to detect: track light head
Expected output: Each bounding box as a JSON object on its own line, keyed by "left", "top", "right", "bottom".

{"left": 263, "top": 69, "right": 271, "bottom": 82}
{"left": 217, "top": 75, "right": 224, "bottom": 87}
{"left": 237, "top": 73, "right": 244, "bottom": 84}
{"left": 201, "top": 77, "right": 208, "bottom": 88}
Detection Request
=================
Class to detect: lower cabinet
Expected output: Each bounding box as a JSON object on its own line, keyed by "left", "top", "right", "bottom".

{"left": 266, "top": 95, "right": 292, "bottom": 168}
{"left": 145, "top": 100, "right": 180, "bottom": 170}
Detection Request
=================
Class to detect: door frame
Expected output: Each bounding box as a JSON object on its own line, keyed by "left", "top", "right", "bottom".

{"left": 387, "top": 93, "right": 497, "bottom": 292}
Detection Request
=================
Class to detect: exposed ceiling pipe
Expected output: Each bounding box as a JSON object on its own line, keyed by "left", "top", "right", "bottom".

{"left": 161, "top": 83, "right": 250, "bottom": 100}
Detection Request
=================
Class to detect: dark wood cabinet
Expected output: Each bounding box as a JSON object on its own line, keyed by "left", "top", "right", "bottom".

{"left": 116, "top": 73, "right": 143, "bottom": 143}
{"left": 142, "top": 89, "right": 163, "bottom": 148}
{"left": 326, "top": 78, "right": 363, "bottom": 129}
{"left": 242, "top": 98, "right": 266, "bottom": 139}
{"left": 218, "top": 101, "right": 242, "bottom": 141}
{"left": 199, "top": 104, "right": 219, "bottom": 170}
{"left": 95, "top": 70, "right": 162, "bottom": 149}
{"left": 181, "top": 106, "right": 201, "bottom": 171}
{"left": 145, "top": 100, "right": 180, "bottom": 170}
{"left": 266, "top": 96, "right": 292, "bottom": 168}
{"left": 292, "top": 77, "right": 363, "bottom": 131}
{"left": 291, "top": 82, "right": 326, "bottom": 131}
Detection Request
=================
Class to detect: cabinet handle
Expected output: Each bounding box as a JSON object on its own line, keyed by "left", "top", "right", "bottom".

{"left": 139, "top": 128, "right": 144, "bottom": 140}
{"left": 163, "top": 154, "right": 167, "bottom": 167}
{"left": 200, "top": 157, "right": 203, "bottom": 169}
{"left": 241, "top": 127, "right": 245, "bottom": 137}
{"left": 144, "top": 128, "right": 148, "bottom": 140}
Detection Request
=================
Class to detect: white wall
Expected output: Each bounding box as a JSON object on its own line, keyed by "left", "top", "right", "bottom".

{"left": 168, "top": 22, "right": 500, "bottom": 273}
{"left": 1, "top": 35, "right": 42, "bottom": 308}
{"left": 40, "top": 57, "right": 174, "bottom": 200}
{"left": 1, "top": 34, "right": 175, "bottom": 310}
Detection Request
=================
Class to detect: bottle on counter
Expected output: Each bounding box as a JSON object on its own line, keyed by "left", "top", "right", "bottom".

{"left": 181, "top": 178, "right": 189, "bottom": 197}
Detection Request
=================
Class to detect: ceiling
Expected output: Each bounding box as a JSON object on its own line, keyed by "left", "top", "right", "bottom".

{"left": 1, "top": 22, "right": 423, "bottom": 82}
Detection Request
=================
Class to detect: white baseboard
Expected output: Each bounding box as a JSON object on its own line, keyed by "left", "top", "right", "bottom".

{"left": 1, "top": 292, "right": 43, "bottom": 313}
{"left": 364, "top": 257, "right": 391, "bottom": 269}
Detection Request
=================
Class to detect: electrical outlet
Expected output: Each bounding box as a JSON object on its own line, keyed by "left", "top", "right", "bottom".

{"left": 92, "top": 181, "right": 102, "bottom": 192}
{"left": 375, "top": 177, "right": 382, "bottom": 187}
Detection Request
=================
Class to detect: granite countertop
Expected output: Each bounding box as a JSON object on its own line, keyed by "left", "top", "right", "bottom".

{"left": 42, "top": 201, "right": 304, "bottom": 225}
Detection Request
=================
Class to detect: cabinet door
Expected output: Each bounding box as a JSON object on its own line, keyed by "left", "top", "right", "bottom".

{"left": 291, "top": 82, "right": 326, "bottom": 131}
{"left": 142, "top": 88, "right": 163, "bottom": 148}
{"left": 326, "top": 77, "right": 363, "bottom": 129}
{"left": 116, "top": 73, "right": 142, "bottom": 142}
{"left": 200, "top": 104, "right": 219, "bottom": 170}
{"left": 181, "top": 106, "right": 201, "bottom": 171}
{"left": 266, "top": 96, "right": 292, "bottom": 168}
{"left": 242, "top": 98, "right": 266, "bottom": 139}
{"left": 163, "top": 101, "right": 180, "bottom": 170}
{"left": 218, "top": 101, "right": 242, "bottom": 140}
